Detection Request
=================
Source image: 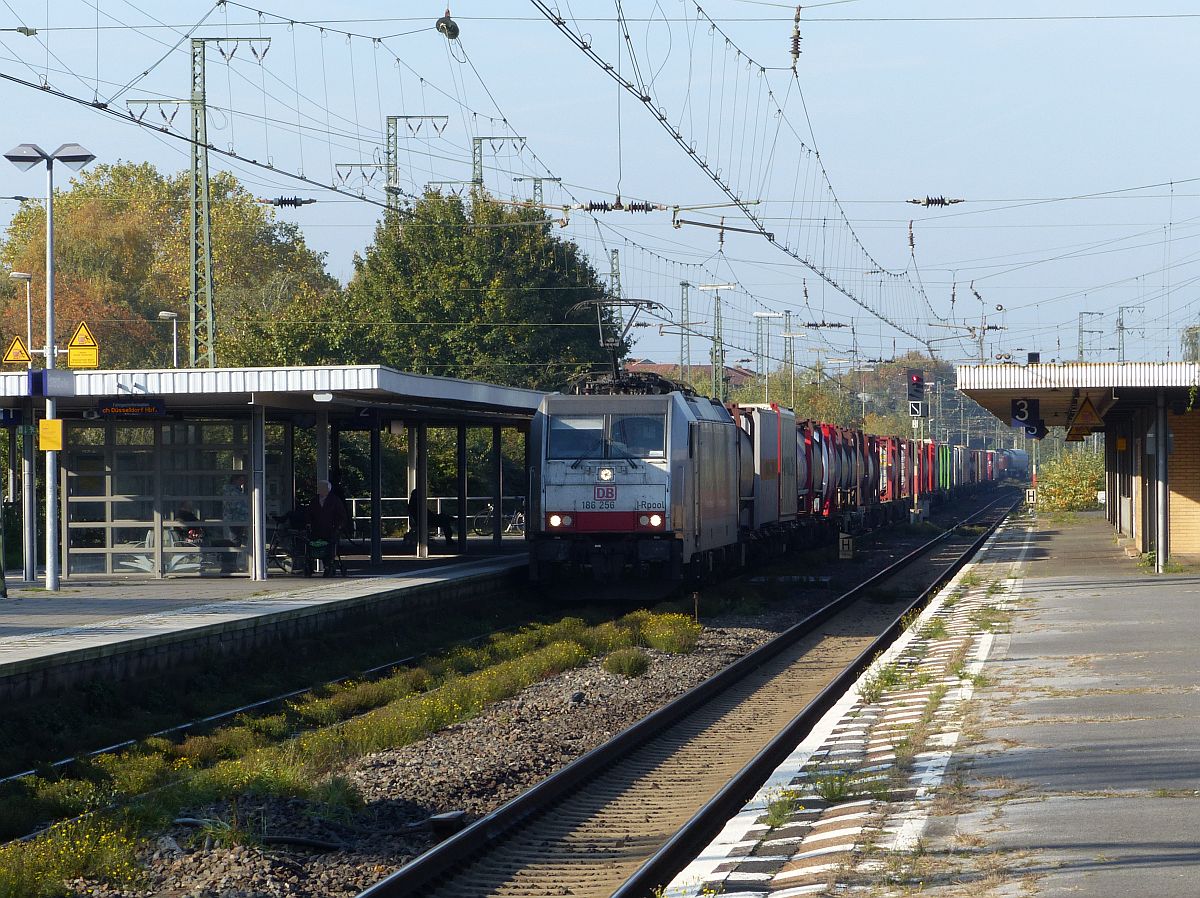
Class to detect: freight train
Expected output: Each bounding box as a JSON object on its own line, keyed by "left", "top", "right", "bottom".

{"left": 528, "top": 372, "right": 1023, "bottom": 585}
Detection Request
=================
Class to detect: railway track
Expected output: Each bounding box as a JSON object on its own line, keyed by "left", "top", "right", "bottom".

{"left": 358, "top": 491, "right": 1019, "bottom": 898}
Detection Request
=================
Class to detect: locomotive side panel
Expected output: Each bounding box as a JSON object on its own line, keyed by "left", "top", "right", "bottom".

{"left": 693, "top": 414, "right": 740, "bottom": 553}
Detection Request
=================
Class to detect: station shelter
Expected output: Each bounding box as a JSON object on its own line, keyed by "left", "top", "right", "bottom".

{"left": 0, "top": 365, "right": 543, "bottom": 581}
{"left": 958, "top": 361, "right": 1200, "bottom": 572}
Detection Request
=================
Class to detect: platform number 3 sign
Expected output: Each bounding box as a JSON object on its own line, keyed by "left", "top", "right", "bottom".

{"left": 1011, "top": 398, "right": 1039, "bottom": 429}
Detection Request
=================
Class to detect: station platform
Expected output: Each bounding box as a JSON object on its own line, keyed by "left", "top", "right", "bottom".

{"left": 665, "top": 509, "right": 1200, "bottom": 897}
{"left": 920, "top": 511, "right": 1200, "bottom": 896}
{"left": 0, "top": 540, "right": 527, "bottom": 701}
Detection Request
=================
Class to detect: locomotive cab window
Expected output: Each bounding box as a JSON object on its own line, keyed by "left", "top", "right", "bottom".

{"left": 609, "top": 414, "right": 666, "bottom": 458}
{"left": 547, "top": 416, "right": 605, "bottom": 459}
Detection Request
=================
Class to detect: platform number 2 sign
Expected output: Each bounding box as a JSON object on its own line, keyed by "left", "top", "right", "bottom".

{"left": 1011, "top": 398, "right": 1039, "bottom": 429}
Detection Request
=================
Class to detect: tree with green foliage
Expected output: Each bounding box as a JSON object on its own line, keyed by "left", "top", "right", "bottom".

{"left": 0, "top": 162, "right": 336, "bottom": 368}
{"left": 236, "top": 192, "right": 617, "bottom": 388}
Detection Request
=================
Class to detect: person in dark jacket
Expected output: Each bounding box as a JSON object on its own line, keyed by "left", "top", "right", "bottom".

{"left": 307, "top": 479, "right": 347, "bottom": 576}
{"left": 408, "top": 489, "right": 456, "bottom": 547}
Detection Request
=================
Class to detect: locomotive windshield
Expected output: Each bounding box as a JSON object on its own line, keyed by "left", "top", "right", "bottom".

{"left": 547, "top": 416, "right": 605, "bottom": 459}
{"left": 546, "top": 413, "right": 666, "bottom": 460}
{"left": 610, "top": 414, "right": 665, "bottom": 458}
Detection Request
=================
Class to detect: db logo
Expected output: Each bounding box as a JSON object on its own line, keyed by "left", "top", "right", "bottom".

{"left": 594, "top": 485, "right": 617, "bottom": 500}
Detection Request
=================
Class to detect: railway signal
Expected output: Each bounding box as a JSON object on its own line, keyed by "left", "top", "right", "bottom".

{"left": 906, "top": 369, "right": 924, "bottom": 403}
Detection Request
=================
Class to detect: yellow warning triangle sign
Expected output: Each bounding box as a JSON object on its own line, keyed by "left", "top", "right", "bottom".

{"left": 68, "top": 320, "right": 98, "bottom": 349}
{"left": 1068, "top": 396, "right": 1104, "bottom": 429}
{"left": 2, "top": 335, "right": 31, "bottom": 364}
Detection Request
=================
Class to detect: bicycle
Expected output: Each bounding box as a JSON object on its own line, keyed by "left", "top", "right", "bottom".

{"left": 471, "top": 502, "right": 525, "bottom": 536}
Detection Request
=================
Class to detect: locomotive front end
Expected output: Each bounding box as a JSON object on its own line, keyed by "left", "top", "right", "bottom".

{"left": 530, "top": 393, "right": 681, "bottom": 583}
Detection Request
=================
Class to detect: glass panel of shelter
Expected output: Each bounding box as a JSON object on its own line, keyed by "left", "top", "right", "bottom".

{"left": 63, "top": 418, "right": 292, "bottom": 577}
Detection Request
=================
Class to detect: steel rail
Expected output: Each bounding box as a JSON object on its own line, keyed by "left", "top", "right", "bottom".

{"left": 356, "top": 490, "right": 1019, "bottom": 898}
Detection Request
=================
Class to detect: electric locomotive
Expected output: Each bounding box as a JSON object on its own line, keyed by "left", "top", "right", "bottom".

{"left": 528, "top": 372, "right": 742, "bottom": 584}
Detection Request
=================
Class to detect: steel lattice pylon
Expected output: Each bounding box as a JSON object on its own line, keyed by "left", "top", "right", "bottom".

{"left": 189, "top": 38, "right": 216, "bottom": 368}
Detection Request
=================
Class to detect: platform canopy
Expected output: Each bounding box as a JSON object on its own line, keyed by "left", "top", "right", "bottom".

{"left": 956, "top": 361, "right": 1200, "bottom": 429}
{"left": 0, "top": 364, "right": 545, "bottom": 425}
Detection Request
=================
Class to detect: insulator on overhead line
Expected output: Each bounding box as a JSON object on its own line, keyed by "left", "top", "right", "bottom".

{"left": 260, "top": 196, "right": 316, "bottom": 207}
{"left": 577, "top": 200, "right": 659, "bottom": 213}
{"left": 906, "top": 195, "right": 965, "bottom": 208}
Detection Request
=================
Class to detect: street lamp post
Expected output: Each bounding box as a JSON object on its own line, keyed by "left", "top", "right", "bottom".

{"left": 5, "top": 143, "right": 95, "bottom": 591}
{"left": 8, "top": 272, "right": 34, "bottom": 582}
{"left": 8, "top": 272, "right": 31, "bottom": 365}
{"left": 158, "top": 311, "right": 179, "bottom": 367}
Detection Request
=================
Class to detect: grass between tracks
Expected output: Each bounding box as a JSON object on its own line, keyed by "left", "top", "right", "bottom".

{"left": 0, "top": 610, "right": 700, "bottom": 896}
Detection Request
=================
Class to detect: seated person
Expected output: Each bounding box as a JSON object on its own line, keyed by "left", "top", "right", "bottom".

{"left": 408, "top": 489, "right": 457, "bottom": 547}
{"left": 173, "top": 500, "right": 204, "bottom": 543}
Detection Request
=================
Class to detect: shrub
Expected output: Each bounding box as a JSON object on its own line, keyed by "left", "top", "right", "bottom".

{"left": 633, "top": 612, "right": 701, "bottom": 653}
{"left": 0, "top": 816, "right": 140, "bottom": 898}
{"left": 602, "top": 647, "right": 650, "bottom": 677}
{"left": 1037, "top": 450, "right": 1104, "bottom": 511}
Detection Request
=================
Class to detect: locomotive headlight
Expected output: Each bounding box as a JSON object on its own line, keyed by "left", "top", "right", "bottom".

{"left": 549, "top": 514, "right": 563, "bottom": 527}
{"left": 649, "top": 513, "right": 663, "bottom": 527}
{"left": 639, "top": 514, "right": 650, "bottom": 526}
{"left": 598, "top": 467, "right": 615, "bottom": 482}
{"left": 562, "top": 514, "right": 573, "bottom": 526}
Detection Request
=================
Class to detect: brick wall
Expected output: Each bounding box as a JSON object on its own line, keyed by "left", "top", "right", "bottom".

{"left": 1168, "top": 410, "right": 1200, "bottom": 560}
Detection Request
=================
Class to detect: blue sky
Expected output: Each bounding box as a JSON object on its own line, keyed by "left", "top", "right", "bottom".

{"left": 0, "top": 1, "right": 1196, "bottom": 370}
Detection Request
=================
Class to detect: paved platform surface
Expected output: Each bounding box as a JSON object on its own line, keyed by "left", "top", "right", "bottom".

{"left": 930, "top": 510, "right": 1200, "bottom": 896}
{"left": 0, "top": 540, "right": 526, "bottom": 674}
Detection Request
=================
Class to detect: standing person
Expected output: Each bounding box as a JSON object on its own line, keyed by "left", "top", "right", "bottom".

{"left": 222, "top": 473, "right": 248, "bottom": 546}
{"left": 408, "top": 488, "right": 455, "bottom": 547}
{"left": 308, "top": 479, "right": 347, "bottom": 576}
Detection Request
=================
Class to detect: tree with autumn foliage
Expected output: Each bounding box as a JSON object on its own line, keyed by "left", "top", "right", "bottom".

{"left": 0, "top": 162, "right": 336, "bottom": 368}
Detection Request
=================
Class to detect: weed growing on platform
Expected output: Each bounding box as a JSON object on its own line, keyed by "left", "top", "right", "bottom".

{"left": 969, "top": 607, "right": 1011, "bottom": 633}
{"left": 918, "top": 617, "right": 948, "bottom": 640}
{"left": 945, "top": 642, "right": 973, "bottom": 679}
{"left": 763, "top": 788, "right": 804, "bottom": 828}
{"left": 893, "top": 685, "right": 949, "bottom": 769}
{"left": 858, "top": 660, "right": 905, "bottom": 704}
{"left": 959, "top": 572, "right": 983, "bottom": 589}
{"left": 1138, "top": 553, "right": 1188, "bottom": 574}
{"left": 808, "top": 766, "right": 867, "bottom": 803}
{"left": 602, "top": 647, "right": 651, "bottom": 678}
